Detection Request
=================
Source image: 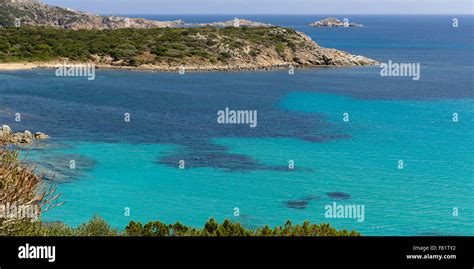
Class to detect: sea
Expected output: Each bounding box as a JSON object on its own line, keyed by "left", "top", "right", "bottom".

{"left": 0, "top": 15, "right": 473, "bottom": 235}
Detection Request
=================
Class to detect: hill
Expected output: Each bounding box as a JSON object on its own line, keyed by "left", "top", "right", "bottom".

{"left": 0, "top": 0, "right": 183, "bottom": 29}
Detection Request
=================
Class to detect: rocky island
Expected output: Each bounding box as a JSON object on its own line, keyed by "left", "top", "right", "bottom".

{"left": 195, "top": 19, "right": 272, "bottom": 28}
{"left": 0, "top": 0, "right": 376, "bottom": 71}
{"left": 310, "top": 17, "right": 364, "bottom": 27}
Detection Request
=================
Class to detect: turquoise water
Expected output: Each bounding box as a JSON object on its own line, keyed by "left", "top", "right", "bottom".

{"left": 1, "top": 15, "right": 473, "bottom": 235}
{"left": 28, "top": 92, "right": 473, "bottom": 236}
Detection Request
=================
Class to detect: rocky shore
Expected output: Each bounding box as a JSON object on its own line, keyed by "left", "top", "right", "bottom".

{"left": 0, "top": 124, "right": 48, "bottom": 145}
{"left": 0, "top": 56, "right": 376, "bottom": 73}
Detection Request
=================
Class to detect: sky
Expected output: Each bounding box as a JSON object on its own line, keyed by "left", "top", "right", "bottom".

{"left": 42, "top": 0, "right": 473, "bottom": 15}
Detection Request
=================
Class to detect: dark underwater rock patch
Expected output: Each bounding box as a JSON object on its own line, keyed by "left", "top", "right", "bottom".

{"left": 284, "top": 194, "right": 320, "bottom": 210}
{"left": 327, "top": 192, "right": 351, "bottom": 200}
{"left": 29, "top": 153, "right": 97, "bottom": 182}
{"left": 284, "top": 200, "right": 309, "bottom": 209}
{"left": 157, "top": 147, "right": 312, "bottom": 172}
{"left": 157, "top": 150, "right": 266, "bottom": 171}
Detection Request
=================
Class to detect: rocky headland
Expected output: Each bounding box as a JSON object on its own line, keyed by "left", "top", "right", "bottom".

{"left": 0, "top": 26, "right": 376, "bottom": 72}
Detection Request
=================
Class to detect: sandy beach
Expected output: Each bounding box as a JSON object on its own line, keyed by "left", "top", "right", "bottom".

{"left": 0, "top": 62, "right": 60, "bottom": 71}
{"left": 0, "top": 63, "right": 37, "bottom": 70}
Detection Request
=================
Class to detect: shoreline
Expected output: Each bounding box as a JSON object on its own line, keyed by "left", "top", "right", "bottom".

{"left": 0, "top": 61, "right": 377, "bottom": 73}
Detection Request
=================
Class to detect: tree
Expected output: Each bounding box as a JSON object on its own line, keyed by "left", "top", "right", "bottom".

{"left": 143, "top": 221, "right": 170, "bottom": 236}
{"left": 203, "top": 217, "right": 219, "bottom": 236}
{"left": 0, "top": 148, "right": 62, "bottom": 235}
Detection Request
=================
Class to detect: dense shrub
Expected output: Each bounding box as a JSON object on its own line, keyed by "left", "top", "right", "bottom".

{"left": 5, "top": 215, "right": 360, "bottom": 237}
{"left": 0, "top": 26, "right": 300, "bottom": 65}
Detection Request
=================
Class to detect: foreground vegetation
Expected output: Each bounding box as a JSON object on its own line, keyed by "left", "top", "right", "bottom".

{"left": 0, "top": 26, "right": 303, "bottom": 65}
{"left": 0, "top": 146, "right": 62, "bottom": 235}
{"left": 9, "top": 215, "right": 360, "bottom": 236}
{"left": 0, "top": 146, "right": 359, "bottom": 236}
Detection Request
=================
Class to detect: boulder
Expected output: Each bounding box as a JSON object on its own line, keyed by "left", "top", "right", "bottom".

{"left": 10, "top": 133, "right": 21, "bottom": 144}
{"left": 1, "top": 125, "right": 12, "bottom": 136}
{"left": 24, "top": 130, "right": 33, "bottom": 139}
{"left": 22, "top": 137, "right": 32, "bottom": 144}
{"left": 12, "top": 132, "right": 25, "bottom": 144}
{"left": 34, "top": 132, "right": 49, "bottom": 139}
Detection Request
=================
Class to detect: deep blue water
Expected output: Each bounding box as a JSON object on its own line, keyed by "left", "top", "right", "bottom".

{"left": 1, "top": 15, "right": 473, "bottom": 235}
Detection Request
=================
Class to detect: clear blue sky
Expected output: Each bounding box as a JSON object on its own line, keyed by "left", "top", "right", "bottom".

{"left": 42, "top": 0, "right": 473, "bottom": 15}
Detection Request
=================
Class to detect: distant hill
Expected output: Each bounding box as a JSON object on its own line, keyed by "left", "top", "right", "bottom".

{"left": 0, "top": 0, "right": 273, "bottom": 29}
{"left": 0, "top": 0, "right": 184, "bottom": 29}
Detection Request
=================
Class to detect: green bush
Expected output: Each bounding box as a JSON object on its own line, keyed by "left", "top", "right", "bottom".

{"left": 249, "top": 50, "right": 259, "bottom": 57}
{"left": 275, "top": 43, "right": 286, "bottom": 54}
{"left": 218, "top": 52, "right": 232, "bottom": 61}
{"left": 75, "top": 215, "right": 118, "bottom": 236}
